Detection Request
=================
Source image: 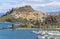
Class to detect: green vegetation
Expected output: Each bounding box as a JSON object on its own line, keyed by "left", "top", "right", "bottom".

{"left": 14, "top": 5, "right": 34, "bottom": 12}
{"left": 43, "top": 15, "right": 60, "bottom": 29}
{"left": 0, "top": 14, "right": 12, "bottom": 22}
{"left": 0, "top": 14, "right": 24, "bottom": 22}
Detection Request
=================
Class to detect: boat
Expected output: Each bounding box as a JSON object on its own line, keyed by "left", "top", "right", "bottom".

{"left": 38, "top": 35, "right": 56, "bottom": 39}
{"left": 32, "top": 30, "right": 60, "bottom": 39}
{"left": 32, "top": 30, "right": 60, "bottom": 35}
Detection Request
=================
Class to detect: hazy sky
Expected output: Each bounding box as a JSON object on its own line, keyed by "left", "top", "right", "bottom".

{"left": 0, "top": 0, "right": 60, "bottom": 13}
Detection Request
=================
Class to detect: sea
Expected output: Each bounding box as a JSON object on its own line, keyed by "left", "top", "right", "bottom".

{"left": 0, "top": 22, "right": 60, "bottom": 39}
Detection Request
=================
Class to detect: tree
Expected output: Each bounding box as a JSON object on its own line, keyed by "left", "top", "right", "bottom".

{"left": 6, "top": 18, "right": 12, "bottom": 22}
{"left": 45, "top": 15, "right": 58, "bottom": 24}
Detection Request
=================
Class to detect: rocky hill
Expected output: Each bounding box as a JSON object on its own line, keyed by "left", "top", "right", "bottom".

{"left": 13, "top": 5, "right": 34, "bottom": 12}
{"left": 0, "top": 5, "right": 60, "bottom": 28}
{"left": 0, "top": 5, "right": 46, "bottom": 22}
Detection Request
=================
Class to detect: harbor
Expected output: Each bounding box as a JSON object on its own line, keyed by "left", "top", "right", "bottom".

{"left": 0, "top": 22, "right": 60, "bottom": 39}
{"left": 0, "top": 29, "right": 60, "bottom": 39}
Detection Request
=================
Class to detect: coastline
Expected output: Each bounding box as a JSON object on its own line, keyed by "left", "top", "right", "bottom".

{"left": 10, "top": 28, "right": 60, "bottom": 30}
{"left": 0, "top": 28, "right": 60, "bottom": 31}
{"left": 16, "top": 28, "right": 40, "bottom": 30}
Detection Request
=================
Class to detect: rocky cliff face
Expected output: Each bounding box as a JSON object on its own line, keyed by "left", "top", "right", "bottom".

{"left": 0, "top": 5, "right": 47, "bottom": 22}
{"left": 10, "top": 5, "right": 47, "bottom": 22}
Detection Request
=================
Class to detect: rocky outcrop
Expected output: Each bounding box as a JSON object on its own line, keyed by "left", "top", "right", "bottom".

{"left": 11, "top": 5, "right": 47, "bottom": 22}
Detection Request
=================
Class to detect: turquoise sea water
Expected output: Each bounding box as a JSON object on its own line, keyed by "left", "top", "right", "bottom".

{"left": 0, "top": 22, "right": 12, "bottom": 28}
{"left": 0, "top": 22, "right": 38, "bottom": 39}
{"left": 0, "top": 30, "right": 37, "bottom": 39}
{"left": 0, "top": 22, "right": 60, "bottom": 39}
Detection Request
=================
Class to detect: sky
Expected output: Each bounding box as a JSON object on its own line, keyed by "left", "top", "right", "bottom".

{"left": 0, "top": 0, "right": 60, "bottom": 13}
